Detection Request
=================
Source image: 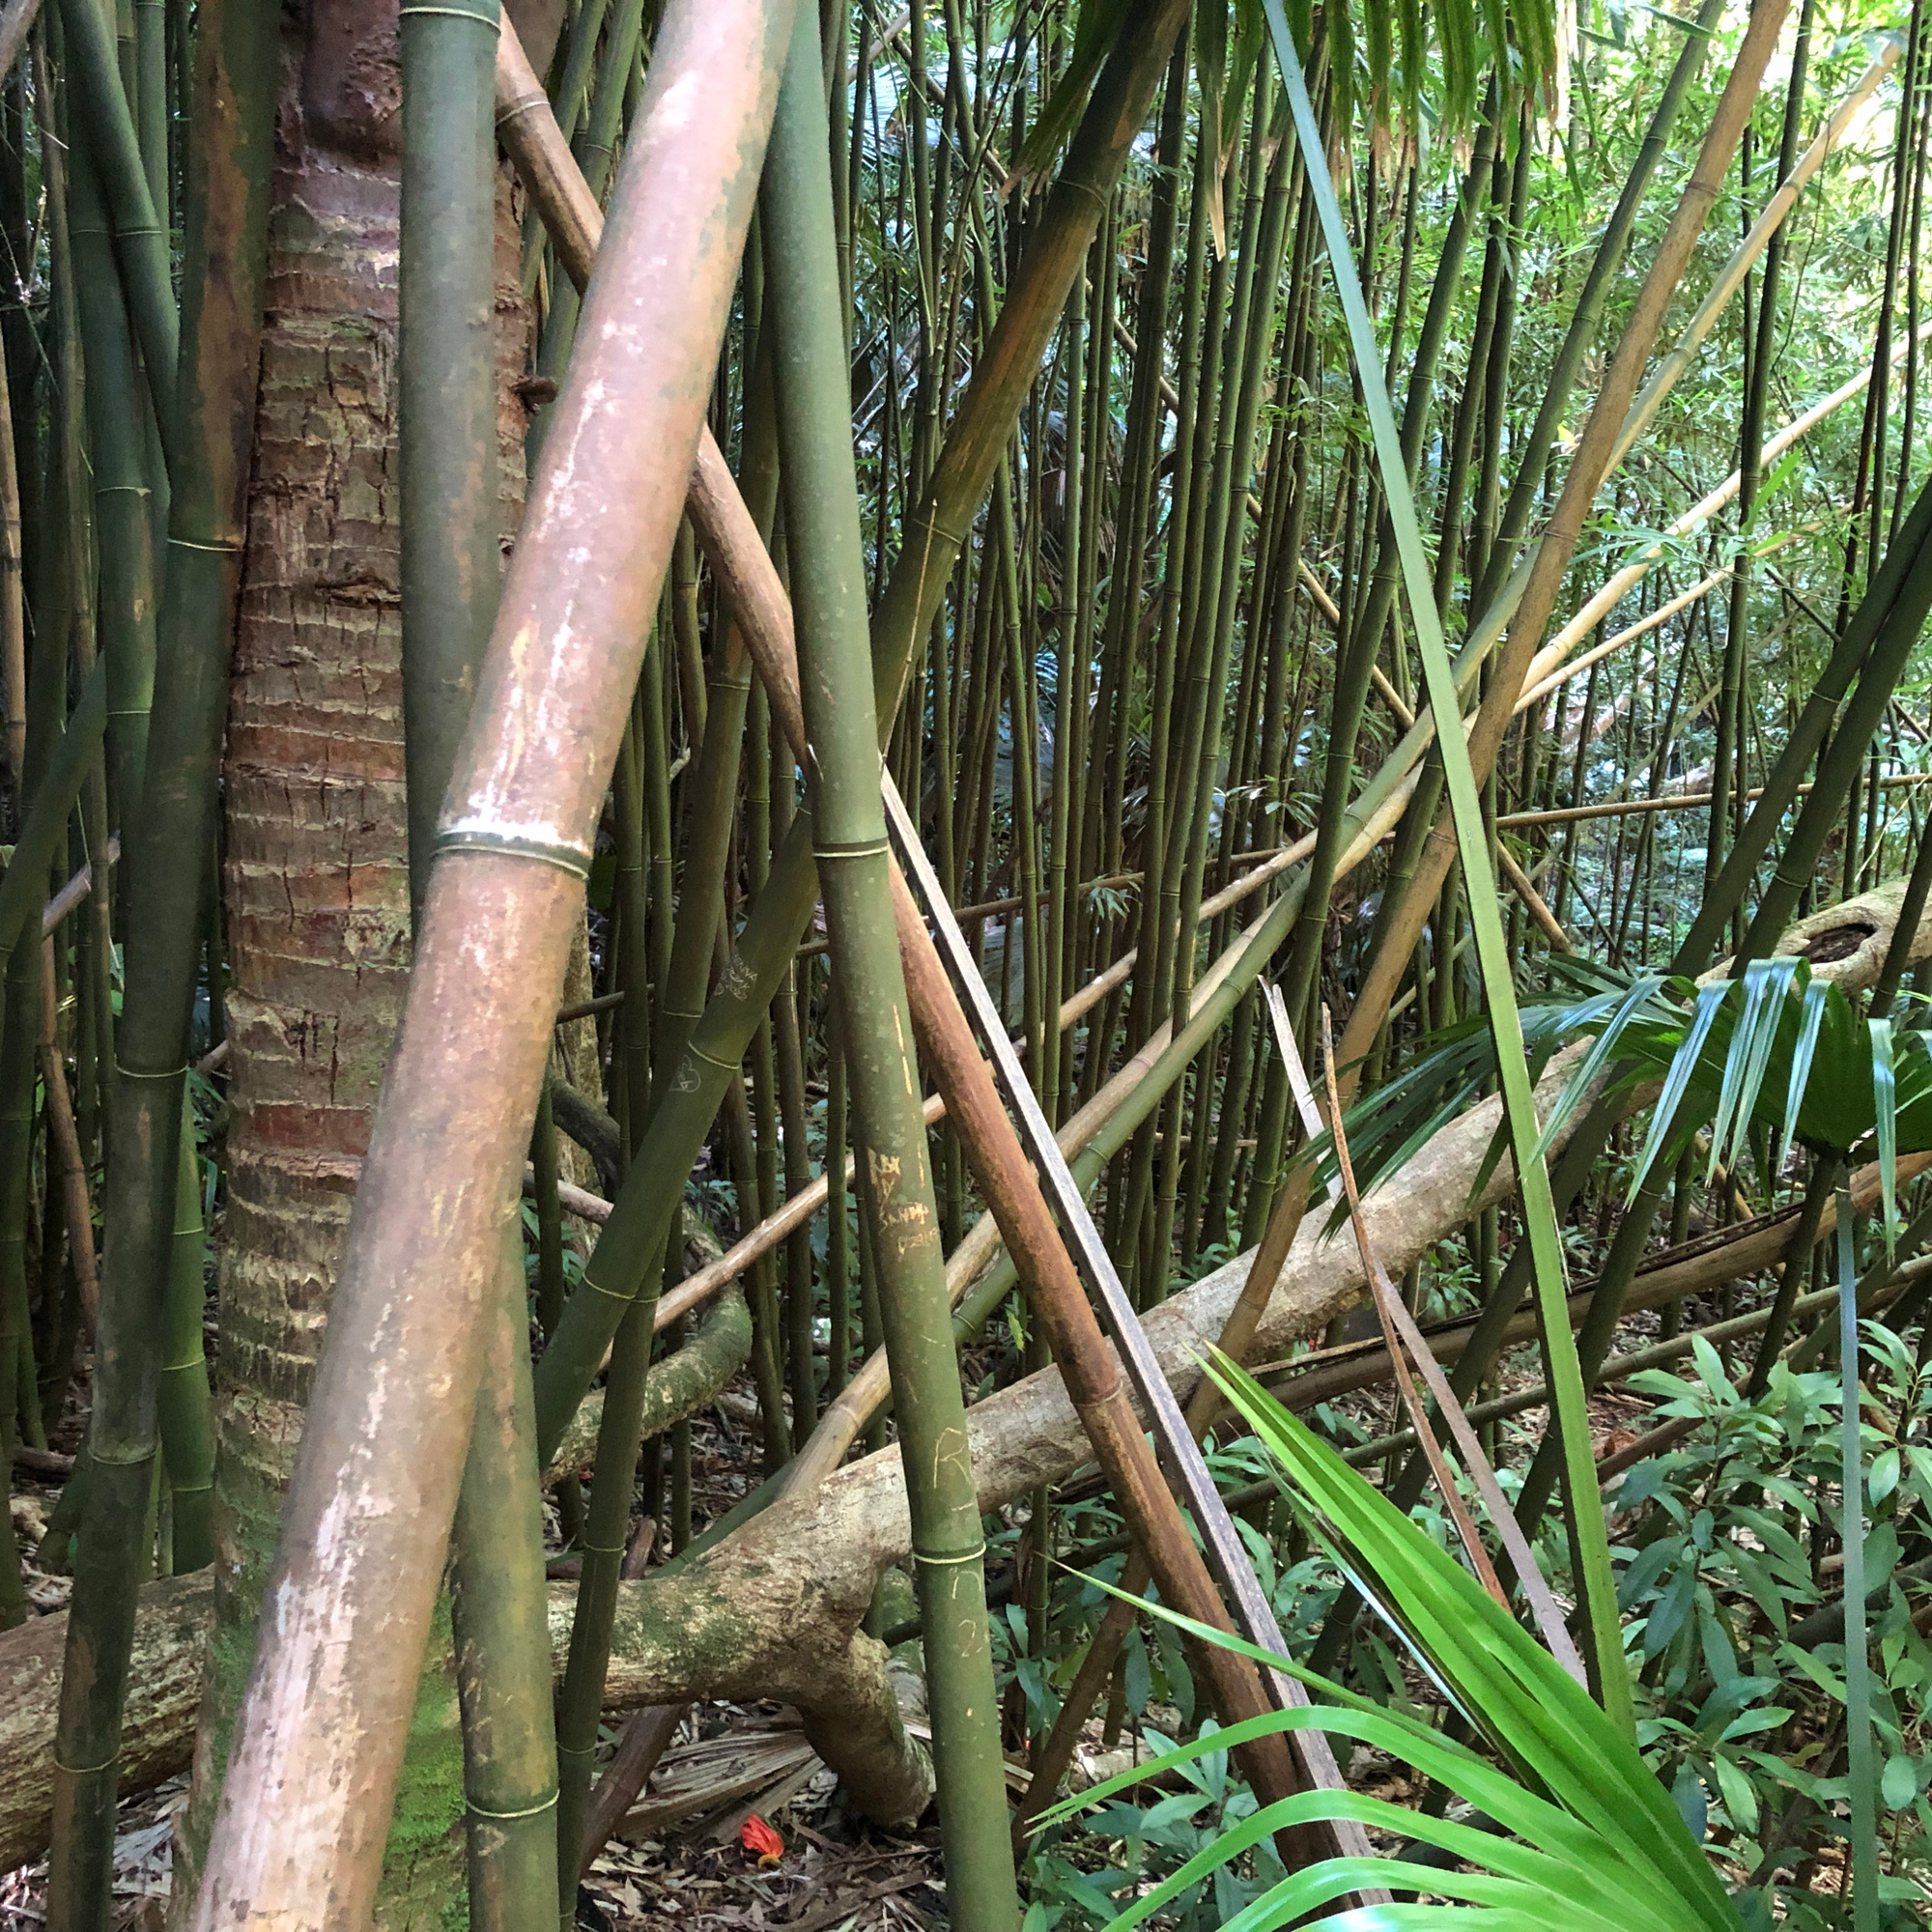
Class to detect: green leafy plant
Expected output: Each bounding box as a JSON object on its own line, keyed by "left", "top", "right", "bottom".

{"left": 1037, "top": 1353, "right": 1743, "bottom": 1931}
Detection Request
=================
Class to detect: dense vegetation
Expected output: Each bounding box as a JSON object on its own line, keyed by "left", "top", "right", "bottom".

{"left": 4, "top": 0, "right": 1932, "bottom": 1927}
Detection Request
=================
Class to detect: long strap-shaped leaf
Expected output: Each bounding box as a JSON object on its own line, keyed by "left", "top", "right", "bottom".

{"left": 1837, "top": 1187, "right": 1879, "bottom": 1932}
{"left": 1261, "top": 3, "right": 1632, "bottom": 1736}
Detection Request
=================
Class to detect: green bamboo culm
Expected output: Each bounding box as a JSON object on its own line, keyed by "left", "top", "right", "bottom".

{"left": 450, "top": 1220, "right": 563, "bottom": 1932}
{"left": 530, "top": 0, "right": 647, "bottom": 430}
{"left": 400, "top": 0, "right": 508, "bottom": 891}
{"left": 64, "top": 117, "right": 158, "bottom": 837}
{"left": 0, "top": 658, "right": 108, "bottom": 972}
{"left": 156, "top": 1094, "right": 215, "bottom": 1571}
{"left": 44, "top": 0, "right": 278, "bottom": 1917}
{"left": 761, "top": 5, "right": 1020, "bottom": 1924}
{"left": 528, "top": 0, "right": 1191, "bottom": 1457}
{"left": 547, "top": 418, "right": 776, "bottom": 1875}
{"left": 398, "top": 0, "right": 561, "bottom": 1923}
{"left": 53, "top": 0, "right": 178, "bottom": 469}
{"left": 1, "top": 565, "right": 77, "bottom": 1532}
{"left": 0, "top": 911, "right": 41, "bottom": 1632}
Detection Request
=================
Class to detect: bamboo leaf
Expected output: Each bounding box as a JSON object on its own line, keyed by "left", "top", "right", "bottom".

{"left": 1709, "top": 958, "right": 1798, "bottom": 1182}
{"left": 1780, "top": 975, "right": 1830, "bottom": 1161}
{"left": 1536, "top": 971, "right": 1665, "bottom": 1163}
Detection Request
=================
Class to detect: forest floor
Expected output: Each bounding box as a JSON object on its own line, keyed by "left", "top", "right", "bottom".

{"left": 0, "top": 1278, "right": 1789, "bottom": 1931}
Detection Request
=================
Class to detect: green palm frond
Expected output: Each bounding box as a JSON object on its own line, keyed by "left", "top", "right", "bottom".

{"left": 1319, "top": 957, "right": 1932, "bottom": 1220}
{"left": 1300, "top": 957, "right": 1635, "bottom": 1226}
{"left": 1036, "top": 1355, "right": 1741, "bottom": 1932}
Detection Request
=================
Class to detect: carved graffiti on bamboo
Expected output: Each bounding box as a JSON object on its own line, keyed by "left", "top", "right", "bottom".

{"left": 867, "top": 1147, "right": 938, "bottom": 1261}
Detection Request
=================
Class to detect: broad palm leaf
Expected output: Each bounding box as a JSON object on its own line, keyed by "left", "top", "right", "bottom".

{"left": 1327, "top": 955, "right": 1932, "bottom": 1229}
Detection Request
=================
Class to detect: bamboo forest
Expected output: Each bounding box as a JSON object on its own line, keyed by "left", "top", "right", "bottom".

{"left": 17, "top": 0, "right": 1932, "bottom": 1927}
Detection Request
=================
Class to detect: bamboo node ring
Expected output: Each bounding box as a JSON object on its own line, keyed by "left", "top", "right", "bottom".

{"left": 467, "top": 1791, "right": 560, "bottom": 1822}
{"left": 434, "top": 826, "right": 592, "bottom": 879}
{"left": 398, "top": 2, "right": 501, "bottom": 24}
{"left": 814, "top": 836, "right": 892, "bottom": 863}
{"left": 912, "top": 1541, "right": 987, "bottom": 1567}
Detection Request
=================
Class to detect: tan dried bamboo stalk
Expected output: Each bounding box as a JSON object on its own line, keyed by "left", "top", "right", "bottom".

{"left": 37, "top": 939, "right": 98, "bottom": 1334}
{"left": 677, "top": 338, "right": 1352, "bottom": 1858}
{"left": 494, "top": 58, "right": 1356, "bottom": 1837}
{"left": 0, "top": 0, "right": 43, "bottom": 85}
{"left": 1502, "top": 772, "right": 1932, "bottom": 833}
{"left": 496, "top": 43, "right": 1357, "bottom": 1833}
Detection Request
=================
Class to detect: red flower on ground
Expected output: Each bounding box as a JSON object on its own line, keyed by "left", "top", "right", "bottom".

{"left": 740, "top": 1815, "right": 784, "bottom": 1868}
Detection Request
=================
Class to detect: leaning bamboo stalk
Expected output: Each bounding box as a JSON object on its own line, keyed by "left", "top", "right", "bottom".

{"left": 502, "top": 7, "right": 1192, "bottom": 1155}
{"left": 1501, "top": 771, "right": 1932, "bottom": 831}
{"left": 0, "top": 0, "right": 44, "bottom": 85}
{"left": 2, "top": 1203, "right": 1915, "bottom": 1878}
{"left": 39, "top": 835, "right": 118, "bottom": 937}
{"left": 1015, "top": 991, "right": 1337, "bottom": 1829}
{"left": 6, "top": 889, "right": 1927, "bottom": 1869}
{"left": 0, "top": 658, "right": 107, "bottom": 981}
{"left": 1521, "top": 345, "right": 1920, "bottom": 701}
{"left": 507, "top": 0, "right": 1200, "bottom": 1463}
{"left": 1520, "top": 563, "right": 1740, "bottom": 719}
{"left": 982, "top": 358, "right": 1889, "bottom": 1067}
{"left": 581, "top": 71, "right": 1353, "bottom": 1841}
{"left": 1744, "top": 483, "right": 1932, "bottom": 952}
{"left": 1606, "top": 43, "right": 1899, "bottom": 478}
{"left": 721, "top": 475, "right": 1353, "bottom": 1859}
{"left": 187, "top": 4, "right": 793, "bottom": 1924}
{"left": 792, "top": 883, "right": 1265, "bottom": 1483}
{"left": 1262, "top": 1151, "right": 1927, "bottom": 1413}
{"left": 36, "top": 939, "right": 98, "bottom": 1333}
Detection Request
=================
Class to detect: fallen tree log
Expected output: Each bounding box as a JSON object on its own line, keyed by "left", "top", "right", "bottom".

{"left": 1259, "top": 1149, "right": 1929, "bottom": 1411}
{"left": 0, "top": 882, "right": 1923, "bottom": 1873}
